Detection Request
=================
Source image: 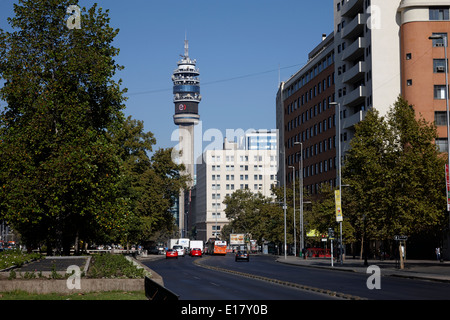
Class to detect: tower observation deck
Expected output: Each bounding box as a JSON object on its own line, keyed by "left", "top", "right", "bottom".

{"left": 172, "top": 38, "right": 201, "bottom": 126}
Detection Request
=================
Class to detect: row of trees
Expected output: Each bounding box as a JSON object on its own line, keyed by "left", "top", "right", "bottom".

{"left": 223, "top": 97, "right": 448, "bottom": 258}
{"left": 0, "top": 0, "right": 187, "bottom": 254}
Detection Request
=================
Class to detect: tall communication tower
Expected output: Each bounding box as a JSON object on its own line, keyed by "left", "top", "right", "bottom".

{"left": 172, "top": 37, "right": 201, "bottom": 237}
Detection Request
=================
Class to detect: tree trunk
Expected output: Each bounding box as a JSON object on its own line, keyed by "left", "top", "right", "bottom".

{"left": 74, "top": 231, "right": 79, "bottom": 255}
{"left": 360, "top": 237, "right": 364, "bottom": 260}
{"left": 46, "top": 240, "right": 53, "bottom": 256}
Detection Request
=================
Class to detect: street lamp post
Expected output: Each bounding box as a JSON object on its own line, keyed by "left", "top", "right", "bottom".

{"left": 281, "top": 136, "right": 287, "bottom": 259}
{"left": 215, "top": 178, "right": 218, "bottom": 240}
{"left": 278, "top": 82, "right": 287, "bottom": 259}
{"left": 330, "top": 101, "right": 344, "bottom": 265}
{"left": 294, "top": 141, "right": 304, "bottom": 255}
{"left": 429, "top": 34, "right": 450, "bottom": 232}
{"left": 289, "top": 165, "right": 296, "bottom": 256}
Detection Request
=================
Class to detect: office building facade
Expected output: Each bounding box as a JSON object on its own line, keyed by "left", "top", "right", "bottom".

{"left": 277, "top": 33, "right": 337, "bottom": 194}
{"left": 334, "top": 0, "right": 402, "bottom": 154}
{"left": 279, "top": 0, "right": 450, "bottom": 190}
{"left": 193, "top": 133, "right": 278, "bottom": 242}
{"left": 398, "top": 0, "right": 450, "bottom": 152}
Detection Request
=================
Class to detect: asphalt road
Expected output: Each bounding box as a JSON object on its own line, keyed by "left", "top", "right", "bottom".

{"left": 143, "top": 254, "right": 338, "bottom": 300}
{"left": 144, "top": 254, "right": 450, "bottom": 300}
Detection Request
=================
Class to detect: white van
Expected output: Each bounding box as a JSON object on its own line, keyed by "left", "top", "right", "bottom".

{"left": 173, "top": 245, "right": 185, "bottom": 257}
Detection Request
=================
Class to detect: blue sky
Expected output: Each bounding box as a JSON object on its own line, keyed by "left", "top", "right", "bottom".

{"left": 0, "top": 0, "right": 334, "bottom": 152}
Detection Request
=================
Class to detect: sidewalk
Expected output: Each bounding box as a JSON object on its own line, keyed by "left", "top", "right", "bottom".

{"left": 276, "top": 256, "right": 450, "bottom": 283}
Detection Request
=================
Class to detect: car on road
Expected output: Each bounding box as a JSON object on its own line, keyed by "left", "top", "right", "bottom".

{"left": 235, "top": 250, "right": 249, "bottom": 262}
{"left": 173, "top": 245, "right": 185, "bottom": 257}
{"left": 166, "top": 249, "right": 178, "bottom": 259}
{"left": 190, "top": 248, "right": 202, "bottom": 257}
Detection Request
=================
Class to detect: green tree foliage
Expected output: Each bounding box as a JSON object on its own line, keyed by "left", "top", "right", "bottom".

{"left": 131, "top": 147, "right": 189, "bottom": 242}
{"left": 387, "top": 97, "right": 446, "bottom": 235}
{"left": 223, "top": 188, "right": 292, "bottom": 246}
{"left": 0, "top": 0, "right": 129, "bottom": 253}
{"left": 343, "top": 96, "right": 447, "bottom": 243}
{"left": 307, "top": 184, "right": 356, "bottom": 245}
{"left": 0, "top": 0, "right": 188, "bottom": 252}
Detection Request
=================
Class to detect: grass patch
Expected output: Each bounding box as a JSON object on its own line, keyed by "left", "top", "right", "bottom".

{"left": 0, "top": 250, "right": 43, "bottom": 270}
{"left": 0, "top": 290, "right": 146, "bottom": 300}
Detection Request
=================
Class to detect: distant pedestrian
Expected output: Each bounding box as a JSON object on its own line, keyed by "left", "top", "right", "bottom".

{"left": 436, "top": 247, "right": 441, "bottom": 261}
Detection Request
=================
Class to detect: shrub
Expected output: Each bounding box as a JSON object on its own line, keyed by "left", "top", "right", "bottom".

{"left": 87, "top": 254, "right": 146, "bottom": 279}
{"left": 0, "top": 250, "right": 43, "bottom": 270}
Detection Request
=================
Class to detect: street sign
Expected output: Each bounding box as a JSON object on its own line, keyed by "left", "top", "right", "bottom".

{"left": 394, "top": 235, "right": 408, "bottom": 241}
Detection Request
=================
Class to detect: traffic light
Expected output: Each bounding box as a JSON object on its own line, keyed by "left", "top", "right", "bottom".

{"left": 328, "top": 228, "right": 335, "bottom": 239}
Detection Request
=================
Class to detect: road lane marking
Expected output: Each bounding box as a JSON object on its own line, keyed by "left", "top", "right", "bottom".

{"left": 194, "top": 257, "right": 366, "bottom": 300}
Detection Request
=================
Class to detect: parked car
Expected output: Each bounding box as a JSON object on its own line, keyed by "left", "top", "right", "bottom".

{"left": 173, "top": 245, "right": 185, "bottom": 257}
{"left": 166, "top": 249, "right": 178, "bottom": 259}
{"left": 235, "top": 250, "right": 249, "bottom": 262}
{"left": 147, "top": 246, "right": 160, "bottom": 255}
{"left": 190, "top": 248, "right": 202, "bottom": 257}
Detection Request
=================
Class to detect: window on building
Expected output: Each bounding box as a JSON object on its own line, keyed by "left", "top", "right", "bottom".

{"left": 407, "top": 79, "right": 413, "bottom": 86}
{"left": 435, "top": 111, "right": 448, "bottom": 126}
{"left": 434, "top": 85, "right": 448, "bottom": 99}
{"left": 431, "top": 33, "right": 448, "bottom": 47}
{"left": 429, "top": 7, "right": 450, "bottom": 21}
{"left": 212, "top": 184, "right": 220, "bottom": 190}
{"left": 434, "top": 59, "right": 447, "bottom": 73}
{"left": 212, "top": 203, "right": 221, "bottom": 209}
{"left": 436, "top": 138, "right": 449, "bottom": 152}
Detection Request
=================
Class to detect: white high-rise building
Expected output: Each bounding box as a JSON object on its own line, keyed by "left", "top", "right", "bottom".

{"left": 334, "top": 0, "right": 402, "bottom": 154}
{"left": 192, "top": 132, "right": 278, "bottom": 242}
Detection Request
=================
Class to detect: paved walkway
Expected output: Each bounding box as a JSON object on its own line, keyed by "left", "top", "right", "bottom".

{"left": 276, "top": 256, "right": 450, "bottom": 282}
{"left": 17, "top": 256, "right": 90, "bottom": 272}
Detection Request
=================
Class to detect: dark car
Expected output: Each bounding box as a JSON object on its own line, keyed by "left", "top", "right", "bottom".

{"left": 147, "top": 246, "right": 160, "bottom": 255}
{"left": 235, "top": 250, "right": 249, "bottom": 262}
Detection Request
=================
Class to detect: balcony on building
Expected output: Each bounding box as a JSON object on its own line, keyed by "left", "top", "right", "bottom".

{"left": 341, "top": 0, "right": 364, "bottom": 18}
{"left": 342, "top": 61, "right": 366, "bottom": 84}
{"left": 342, "top": 37, "right": 366, "bottom": 62}
{"left": 342, "top": 109, "right": 367, "bottom": 129}
{"left": 341, "top": 13, "right": 367, "bottom": 40}
{"left": 173, "top": 68, "right": 200, "bottom": 75}
{"left": 343, "top": 85, "right": 367, "bottom": 107}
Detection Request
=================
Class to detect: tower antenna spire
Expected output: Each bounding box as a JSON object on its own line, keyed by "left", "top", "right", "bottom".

{"left": 184, "top": 31, "right": 189, "bottom": 58}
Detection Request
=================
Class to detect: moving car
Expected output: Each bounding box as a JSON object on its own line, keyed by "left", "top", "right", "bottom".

{"left": 190, "top": 248, "right": 202, "bottom": 257}
{"left": 173, "top": 245, "right": 185, "bottom": 257}
{"left": 166, "top": 249, "right": 178, "bottom": 259}
{"left": 235, "top": 250, "right": 249, "bottom": 262}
